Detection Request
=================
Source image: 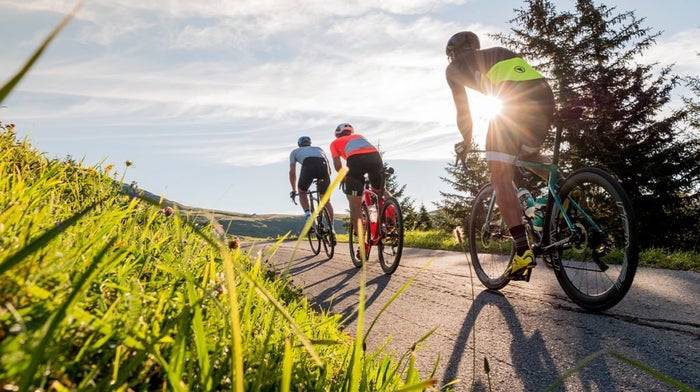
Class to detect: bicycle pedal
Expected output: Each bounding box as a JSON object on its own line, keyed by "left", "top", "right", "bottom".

{"left": 508, "top": 267, "right": 533, "bottom": 282}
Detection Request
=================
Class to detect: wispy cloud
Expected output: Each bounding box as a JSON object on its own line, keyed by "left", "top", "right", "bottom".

{"left": 3, "top": 0, "right": 697, "bottom": 170}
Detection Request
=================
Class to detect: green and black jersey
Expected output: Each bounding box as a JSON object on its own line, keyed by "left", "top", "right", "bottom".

{"left": 455, "top": 47, "right": 550, "bottom": 102}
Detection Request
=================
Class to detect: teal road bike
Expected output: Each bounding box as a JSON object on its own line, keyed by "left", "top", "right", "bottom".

{"left": 458, "top": 113, "right": 639, "bottom": 311}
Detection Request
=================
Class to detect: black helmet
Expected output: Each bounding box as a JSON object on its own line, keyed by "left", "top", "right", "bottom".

{"left": 446, "top": 31, "right": 480, "bottom": 61}
{"left": 297, "top": 136, "right": 311, "bottom": 147}
{"left": 334, "top": 123, "right": 354, "bottom": 138}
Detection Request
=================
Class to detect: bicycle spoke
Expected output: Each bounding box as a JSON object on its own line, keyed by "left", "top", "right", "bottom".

{"left": 349, "top": 204, "right": 369, "bottom": 268}
{"left": 378, "top": 198, "right": 403, "bottom": 274}
{"left": 468, "top": 184, "right": 513, "bottom": 290}
{"left": 549, "top": 168, "right": 638, "bottom": 311}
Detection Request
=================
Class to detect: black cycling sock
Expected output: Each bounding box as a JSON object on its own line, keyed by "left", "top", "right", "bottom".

{"left": 509, "top": 224, "right": 530, "bottom": 256}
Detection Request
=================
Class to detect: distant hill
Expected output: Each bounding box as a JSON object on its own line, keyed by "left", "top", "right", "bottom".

{"left": 131, "top": 185, "right": 348, "bottom": 238}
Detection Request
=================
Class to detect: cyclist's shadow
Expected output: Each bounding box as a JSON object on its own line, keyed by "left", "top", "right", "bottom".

{"left": 284, "top": 253, "right": 332, "bottom": 275}
{"left": 443, "top": 289, "right": 558, "bottom": 391}
{"left": 304, "top": 268, "right": 393, "bottom": 329}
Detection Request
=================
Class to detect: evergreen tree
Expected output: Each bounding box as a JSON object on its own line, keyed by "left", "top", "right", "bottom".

{"left": 434, "top": 142, "right": 489, "bottom": 232}
{"left": 676, "top": 72, "right": 700, "bottom": 249}
{"left": 494, "top": 0, "right": 700, "bottom": 250}
{"left": 416, "top": 203, "right": 433, "bottom": 231}
{"left": 383, "top": 160, "right": 418, "bottom": 230}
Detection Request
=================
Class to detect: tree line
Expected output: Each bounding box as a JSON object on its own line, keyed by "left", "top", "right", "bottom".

{"left": 388, "top": 0, "right": 700, "bottom": 252}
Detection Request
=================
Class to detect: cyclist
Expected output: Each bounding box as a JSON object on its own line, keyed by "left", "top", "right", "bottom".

{"left": 329, "top": 123, "right": 387, "bottom": 241}
{"left": 289, "top": 135, "right": 334, "bottom": 224}
{"left": 445, "top": 31, "right": 555, "bottom": 279}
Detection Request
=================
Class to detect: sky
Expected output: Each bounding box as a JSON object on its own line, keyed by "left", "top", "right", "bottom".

{"left": 1, "top": 0, "right": 698, "bottom": 215}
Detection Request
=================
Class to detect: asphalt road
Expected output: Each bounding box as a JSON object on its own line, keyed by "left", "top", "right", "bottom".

{"left": 251, "top": 240, "right": 700, "bottom": 392}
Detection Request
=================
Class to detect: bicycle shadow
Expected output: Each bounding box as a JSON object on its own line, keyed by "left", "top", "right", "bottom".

{"left": 291, "top": 262, "right": 393, "bottom": 329}
{"left": 283, "top": 253, "right": 331, "bottom": 275}
{"left": 442, "top": 289, "right": 557, "bottom": 391}
{"left": 444, "top": 289, "right": 626, "bottom": 391}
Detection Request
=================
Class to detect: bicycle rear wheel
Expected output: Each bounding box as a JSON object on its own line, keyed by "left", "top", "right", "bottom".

{"left": 378, "top": 197, "right": 403, "bottom": 274}
{"left": 468, "top": 184, "right": 514, "bottom": 290}
{"left": 349, "top": 204, "right": 370, "bottom": 268}
{"left": 318, "top": 207, "right": 335, "bottom": 259}
{"left": 548, "top": 167, "right": 638, "bottom": 311}
{"left": 307, "top": 214, "right": 321, "bottom": 256}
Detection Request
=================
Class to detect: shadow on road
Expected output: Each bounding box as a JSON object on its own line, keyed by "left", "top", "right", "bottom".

{"left": 443, "top": 289, "right": 559, "bottom": 391}
{"left": 282, "top": 252, "right": 394, "bottom": 330}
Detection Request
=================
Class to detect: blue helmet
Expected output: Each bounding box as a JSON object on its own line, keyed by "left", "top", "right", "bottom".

{"left": 297, "top": 136, "right": 311, "bottom": 147}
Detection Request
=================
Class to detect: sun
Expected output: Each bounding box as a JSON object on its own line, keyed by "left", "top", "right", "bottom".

{"left": 469, "top": 91, "right": 503, "bottom": 120}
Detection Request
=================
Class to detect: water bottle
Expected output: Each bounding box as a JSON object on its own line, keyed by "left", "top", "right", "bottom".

{"left": 533, "top": 196, "right": 547, "bottom": 231}
{"left": 516, "top": 188, "right": 536, "bottom": 218}
{"left": 369, "top": 204, "right": 378, "bottom": 223}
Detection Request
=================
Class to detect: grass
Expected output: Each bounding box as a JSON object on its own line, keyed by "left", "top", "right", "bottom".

{"left": 0, "top": 126, "right": 443, "bottom": 390}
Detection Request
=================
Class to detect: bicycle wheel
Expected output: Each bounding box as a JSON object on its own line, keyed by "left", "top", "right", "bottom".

{"left": 318, "top": 207, "right": 335, "bottom": 259}
{"left": 378, "top": 197, "right": 403, "bottom": 274}
{"left": 468, "top": 184, "right": 513, "bottom": 290}
{"left": 548, "top": 167, "right": 638, "bottom": 311}
{"left": 349, "top": 204, "right": 370, "bottom": 268}
{"left": 307, "top": 213, "right": 321, "bottom": 256}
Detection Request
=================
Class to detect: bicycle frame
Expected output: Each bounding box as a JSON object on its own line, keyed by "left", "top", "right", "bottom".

{"left": 462, "top": 112, "right": 638, "bottom": 310}
{"left": 362, "top": 187, "right": 384, "bottom": 245}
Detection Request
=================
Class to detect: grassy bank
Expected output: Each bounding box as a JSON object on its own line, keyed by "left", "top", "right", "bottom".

{"left": 0, "top": 127, "right": 440, "bottom": 390}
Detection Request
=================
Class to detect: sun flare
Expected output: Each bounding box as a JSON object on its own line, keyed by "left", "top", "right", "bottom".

{"left": 469, "top": 91, "right": 502, "bottom": 120}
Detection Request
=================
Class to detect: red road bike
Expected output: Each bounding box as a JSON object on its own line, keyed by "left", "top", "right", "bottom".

{"left": 348, "top": 168, "right": 404, "bottom": 274}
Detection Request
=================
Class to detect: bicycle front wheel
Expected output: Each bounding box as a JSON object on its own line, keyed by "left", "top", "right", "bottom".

{"left": 468, "top": 184, "right": 513, "bottom": 290}
{"left": 548, "top": 167, "right": 638, "bottom": 311}
{"left": 349, "top": 204, "right": 370, "bottom": 268}
{"left": 307, "top": 215, "right": 321, "bottom": 256}
{"left": 378, "top": 197, "right": 403, "bottom": 274}
{"left": 318, "top": 207, "right": 335, "bottom": 259}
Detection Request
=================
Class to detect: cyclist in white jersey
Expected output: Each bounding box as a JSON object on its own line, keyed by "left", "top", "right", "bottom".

{"left": 289, "top": 136, "right": 334, "bottom": 222}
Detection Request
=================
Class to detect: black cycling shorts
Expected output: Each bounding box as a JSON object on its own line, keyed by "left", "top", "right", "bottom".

{"left": 344, "top": 152, "right": 384, "bottom": 196}
{"left": 298, "top": 157, "right": 330, "bottom": 194}
{"left": 486, "top": 79, "right": 555, "bottom": 159}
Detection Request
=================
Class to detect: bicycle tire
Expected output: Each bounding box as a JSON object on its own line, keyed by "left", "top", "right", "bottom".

{"left": 319, "top": 207, "right": 335, "bottom": 259}
{"left": 468, "top": 183, "right": 514, "bottom": 290}
{"left": 349, "top": 204, "right": 370, "bottom": 268}
{"left": 307, "top": 213, "right": 321, "bottom": 256}
{"left": 548, "top": 167, "right": 638, "bottom": 311}
{"left": 377, "top": 197, "right": 403, "bottom": 274}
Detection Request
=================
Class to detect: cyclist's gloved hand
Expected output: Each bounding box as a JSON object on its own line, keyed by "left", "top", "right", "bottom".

{"left": 289, "top": 191, "right": 296, "bottom": 199}
{"left": 454, "top": 141, "right": 468, "bottom": 161}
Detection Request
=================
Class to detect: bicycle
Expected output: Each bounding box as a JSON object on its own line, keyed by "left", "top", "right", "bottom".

{"left": 348, "top": 168, "right": 404, "bottom": 275}
{"left": 457, "top": 113, "right": 639, "bottom": 311}
{"left": 290, "top": 179, "right": 336, "bottom": 259}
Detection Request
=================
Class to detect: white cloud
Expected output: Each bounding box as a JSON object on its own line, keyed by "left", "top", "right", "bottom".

{"left": 5, "top": 0, "right": 696, "bottom": 171}
{"left": 643, "top": 28, "right": 700, "bottom": 75}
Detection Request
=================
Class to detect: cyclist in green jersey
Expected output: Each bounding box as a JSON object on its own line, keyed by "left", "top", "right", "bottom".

{"left": 446, "top": 31, "right": 555, "bottom": 279}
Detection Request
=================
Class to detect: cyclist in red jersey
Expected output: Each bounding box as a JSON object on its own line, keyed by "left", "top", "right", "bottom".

{"left": 446, "top": 31, "right": 555, "bottom": 279}
{"left": 329, "top": 123, "right": 386, "bottom": 236}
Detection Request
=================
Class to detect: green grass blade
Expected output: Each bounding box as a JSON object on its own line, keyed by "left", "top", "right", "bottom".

{"left": 0, "top": 200, "right": 101, "bottom": 275}
{"left": 234, "top": 258, "right": 323, "bottom": 366}
{"left": 364, "top": 258, "right": 434, "bottom": 344}
{"left": 18, "top": 237, "right": 118, "bottom": 391}
{"left": 545, "top": 350, "right": 606, "bottom": 392}
{"left": 281, "top": 338, "right": 293, "bottom": 392}
{"left": 221, "top": 248, "right": 245, "bottom": 392}
{"left": 609, "top": 351, "right": 696, "bottom": 392}
{"left": 0, "top": 1, "right": 83, "bottom": 103}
